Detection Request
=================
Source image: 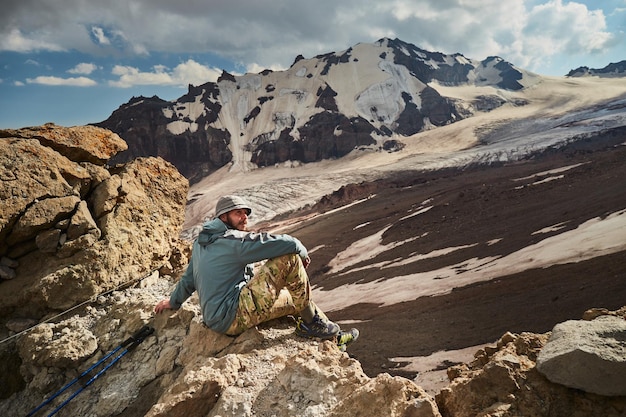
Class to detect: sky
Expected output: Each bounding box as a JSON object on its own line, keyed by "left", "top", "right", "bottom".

{"left": 1, "top": 0, "right": 624, "bottom": 129}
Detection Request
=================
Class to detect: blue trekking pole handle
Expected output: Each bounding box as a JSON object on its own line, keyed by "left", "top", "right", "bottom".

{"left": 25, "top": 325, "right": 154, "bottom": 417}
{"left": 119, "top": 325, "right": 154, "bottom": 350}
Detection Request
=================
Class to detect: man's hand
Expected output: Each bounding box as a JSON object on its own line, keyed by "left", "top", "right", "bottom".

{"left": 154, "top": 299, "right": 172, "bottom": 314}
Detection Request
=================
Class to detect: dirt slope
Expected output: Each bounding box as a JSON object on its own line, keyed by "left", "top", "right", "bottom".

{"left": 278, "top": 130, "right": 626, "bottom": 382}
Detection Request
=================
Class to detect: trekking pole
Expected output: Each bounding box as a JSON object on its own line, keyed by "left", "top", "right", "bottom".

{"left": 44, "top": 325, "right": 154, "bottom": 417}
{"left": 25, "top": 325, "right": 154, "bottom": 417}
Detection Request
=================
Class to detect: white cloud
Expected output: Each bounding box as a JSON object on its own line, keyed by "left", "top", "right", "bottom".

{"left": 68, "top": 63, "right": 99, "bottom": 75}
{"left": 110, "top": 65, "right": 170, "bottom": 87}
{"left": 26, "top": 76, "right": 97, "bottom": 87}
{"left": 91, "top": 26, "right": 110, "bottom": 45}
{"left": 245, "top": 62, "right": 285, "bottom": 74}
{"left": 0, "top": 28, "right": 64, "bottom": 52}
{"left": 0, "top": 0, "right": 621, "bottom": 76}
{"left": 514, "top": 0, "right": 614, "bottom": 71}
{"left": 109, "top": 59, "right": 222, "bottom": 88}
{"left": 526, "top": 0, "right": 612, "bottom": 52}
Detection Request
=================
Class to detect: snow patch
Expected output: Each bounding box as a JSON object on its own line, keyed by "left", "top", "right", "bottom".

{"left": 166, "top": 120, "right": 198, "bottom": 135}
{"left": 237, "top": 74, "right": 262, "bottom": 91}
{"left": 165, "top": 93, "right": 206, "bottom": 135}
{"left": 316, "top": 209, "right": 626, "bottom": 311}
{"left": 162, "top": 108, "right": 174, "bottom": 119}
{"left": 532, "top": 222, "right": 569, "bottom": 235}
{"left": 512, "top": 163, "right": 588, "bottom": 181}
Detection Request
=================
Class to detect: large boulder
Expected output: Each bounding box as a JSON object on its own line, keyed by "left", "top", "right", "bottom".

{"left": 436, "top": 309, "right": 626, "bottom": 417}
{"left": 536, "top": 315, "right": 626, "bottom": 396}
{"left": 0, "top": 123, "right": 189, "bottom": 316}
{"left": 0, "top": 123, "right": 127, "bottom": 165}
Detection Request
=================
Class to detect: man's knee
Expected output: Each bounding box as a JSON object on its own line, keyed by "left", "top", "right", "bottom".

{"left": 264, "top": 253, "right": 308, "bottom": 287}
{"left": 267, "top": 253, "right": 302, "bottom": 269}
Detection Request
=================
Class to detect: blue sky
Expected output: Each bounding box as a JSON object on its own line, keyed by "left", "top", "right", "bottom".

{"left": 1, "top": 0, "right": 624, "bottom": 129}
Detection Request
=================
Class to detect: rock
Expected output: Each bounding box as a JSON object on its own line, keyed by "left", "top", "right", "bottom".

{"left": 146, "top": 313, "right": 441, "bottom": 417}
{"left": 0, "top": 264, "right": 16, "bottom": 280}
{"left": 56, "top": 232, "right": 98, "bottom": 258}
{"left": 1, "top": 256, "right": 18, "bottom": 268}
{"left": 66, "top": 200, "right": 101, "bottom": 240}
{"left": 536, "top": 316, "right": 626, "bottom": 396}
{"left": 329, "top": 373, "right": 442, "bottom": 417}
{"left": 91, "top": 173, "right": 124, "bottom": 219}
{"left": 436, "top": 329, "right": 626, "bottom": 417}
{"left": 5, "top": 318, "right": 37, "bottom": 333}
{"left": 7, "top": 195, "right": 80, "bottom": 246}
{"left": 176, "top": 317, "right": 234, "bottom": 365}
{"left": 0, "top": 256, "right": 19, "bottom": 279}
{"left": 16, "top": 319, "right": 98, "bottom": 370}
{"left": 583, "top": 306, "right": 626, "bottom": 321}
{"left": 0, "top": 123, "right": 127, "bottom": 165}
{"left": 3, "top": 271, "right": 443, "bottom": 417}
{"left": 146, "top": 354, "right": 241, "bottom": 417}
{"left": 0, "top": 124, "right": 189, "bottom": 317}
{"left": 35, "top": 228, "right": 62, "bottom": 253}
{"left": 0, "top": 137, "right": 89, "bottom": 240}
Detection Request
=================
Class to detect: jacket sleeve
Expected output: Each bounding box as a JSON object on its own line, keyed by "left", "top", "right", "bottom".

{"left": 234, "top": 231, "right": 308, "bottom": 264}
{"left": 169, "top": 259, "right": 196, "bottom": 309}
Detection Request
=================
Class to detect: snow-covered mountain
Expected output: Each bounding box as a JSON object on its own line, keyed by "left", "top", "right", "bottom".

{"left": 95, "top": 36, "right": 626, "bottom": 242}
{"left": 567, "top": 60, "right": 626, "bottom": 77}
{"left": 96, "top": 38, "right": 539, "bottom": 181}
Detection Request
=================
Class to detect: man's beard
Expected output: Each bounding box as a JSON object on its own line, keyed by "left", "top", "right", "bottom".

{"left": 225, "top": 216, "right": 247, "bottom": 231}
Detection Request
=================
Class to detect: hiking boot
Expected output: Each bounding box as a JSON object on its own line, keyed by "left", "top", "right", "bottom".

{"left": 295, "top": 315, "right": 340, "bottom": 340}
{"left": 336, "top": 328, "right": 359, "bottom": 352}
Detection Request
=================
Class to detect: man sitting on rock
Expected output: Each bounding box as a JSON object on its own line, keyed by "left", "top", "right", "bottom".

{"left": 155, "top": 195, "right": 358, "bottom": 349}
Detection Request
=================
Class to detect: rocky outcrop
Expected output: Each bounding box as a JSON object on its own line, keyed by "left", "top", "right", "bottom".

{"left": 2, "top": 278, "right": 442, "bottom": 417}
{"left": 101, "top": 95, "right": 232, "bottom": 183}
{"left": 6, "top": 278, "right": 625, "bottom": 417}
{"left": 436, "top": 308, "right": 626, "bottom": 417}
{"left": 0, "top": 122, "right": 189, "bottom": 322}
{"left": 0, "top": 123, "right": 127, "bottom": 165}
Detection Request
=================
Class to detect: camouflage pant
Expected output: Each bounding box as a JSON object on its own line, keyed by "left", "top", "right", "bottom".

{"left": 225, "top": 254, "right": 326, "bottom": 336}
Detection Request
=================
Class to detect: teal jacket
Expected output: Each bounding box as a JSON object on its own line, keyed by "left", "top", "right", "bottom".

{"left": 169, "top": 218, "right": 308, "bottom": 333}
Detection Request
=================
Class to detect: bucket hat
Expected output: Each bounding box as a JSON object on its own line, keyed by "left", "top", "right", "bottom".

{"left": 215, "top": 195, "right": 252, "bottom": 218}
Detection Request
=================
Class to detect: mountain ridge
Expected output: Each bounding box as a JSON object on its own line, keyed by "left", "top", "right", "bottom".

{"left": 95, "top": 37, "right": 539, "bottom": 182}
{"left": 567, "top": 59, "right": 626, "bottom": 77}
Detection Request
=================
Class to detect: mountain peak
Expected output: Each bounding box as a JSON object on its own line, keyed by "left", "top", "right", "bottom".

{"left": 96, "top": 38, "right": 537, "bottom": 183}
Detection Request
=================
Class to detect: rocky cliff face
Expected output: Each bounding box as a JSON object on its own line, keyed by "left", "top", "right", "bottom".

{"left": 95, "top": 38, "right": 536, "bottom": 183}
{"left": 0, "top": 123, "right": 189, "bottom": 401}
{"left": 1, "top": 124, "right": 625, "bottom": 417}
{"left": 0, "top": 124, "right": 189, "bottom": 315}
